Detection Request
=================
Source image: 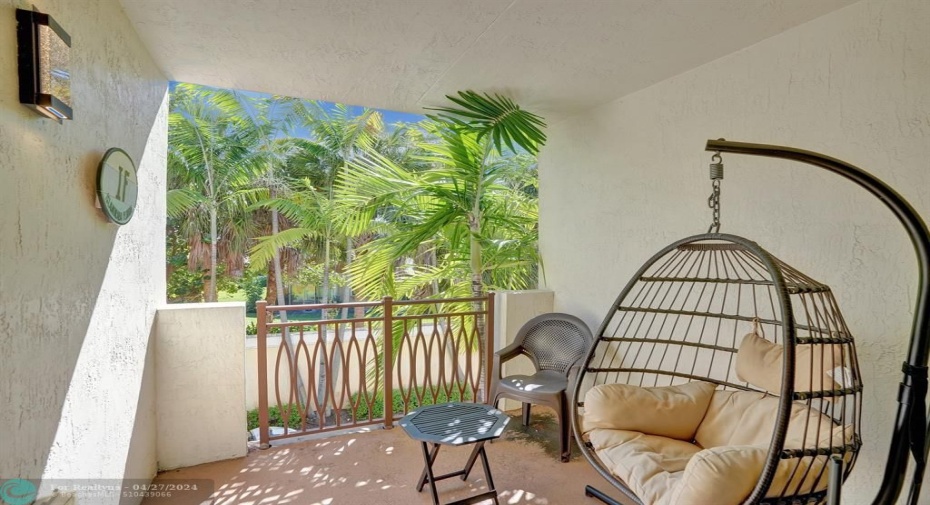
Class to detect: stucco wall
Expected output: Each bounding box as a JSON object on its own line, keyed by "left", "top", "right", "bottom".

{"left": 155, "top": 304, "right": 247, "bottom": 471}
{"left": 540, "top": 0, "right": 929, "bottom": 502}
{"left": 0, "top": 0, "right": 167, "bottom": 502}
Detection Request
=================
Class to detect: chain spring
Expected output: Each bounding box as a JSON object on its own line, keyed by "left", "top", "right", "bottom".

{"left": 707, "top": 153, "right": 723, "bottom": 233}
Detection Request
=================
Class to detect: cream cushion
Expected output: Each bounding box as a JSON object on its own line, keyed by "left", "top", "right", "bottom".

{"left": 588, "top": 429, "right": 701, "bottom": 505}
{"left": 583, "top": 381, "right": 716, "bottom": 440}
{"left": 587, "top": 387, "right": 855, "bottom": 505}
{"left": 667, "top": 446, "right": 766, "bottom": 505}
{"left": 736, "top": 332, "right": 845, "bottom": 393}
{"left": 670, "top": 424, "right": 855, "bottom": 504}
{"left": 695, "top": 390, "right": 845, "bottom": 449}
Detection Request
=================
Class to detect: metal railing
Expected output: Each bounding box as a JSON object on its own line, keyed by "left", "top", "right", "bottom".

{"left": 256, "top": 294, "right": 495, "bottom": 446}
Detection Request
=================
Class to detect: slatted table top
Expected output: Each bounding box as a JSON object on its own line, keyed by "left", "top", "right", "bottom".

{"left": 400, "top": 402, "right": 510, "bottom": 446}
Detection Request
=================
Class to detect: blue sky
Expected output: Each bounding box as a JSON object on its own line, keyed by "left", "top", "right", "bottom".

{"left": 168, "top": 81, "right": 426, "bottom": 133}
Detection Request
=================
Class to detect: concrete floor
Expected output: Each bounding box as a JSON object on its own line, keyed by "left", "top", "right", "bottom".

{"left": 142, "top": 409, "right": 630, "bottom": 505}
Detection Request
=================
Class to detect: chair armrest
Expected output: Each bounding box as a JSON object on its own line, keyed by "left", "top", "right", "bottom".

{"left": 495, "top": 342, "right": 524, "bottom": 361}
{"left": 491, "top": 342, "right": 525, "bottom": 384}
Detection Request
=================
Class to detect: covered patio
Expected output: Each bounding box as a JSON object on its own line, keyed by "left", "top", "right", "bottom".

{"left": 2, "top": 0, "right": 929, "bottom": 505}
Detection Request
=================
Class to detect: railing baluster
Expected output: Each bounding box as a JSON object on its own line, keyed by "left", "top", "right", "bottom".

{"left": 383, "top": 296, "right": 394, "bottom": 429}
{"left": 257, "top": 301, "right": 270, "bottom": 449}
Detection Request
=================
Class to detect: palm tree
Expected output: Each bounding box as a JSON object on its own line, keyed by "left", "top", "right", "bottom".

{"left": 219, "top": 93, "right": 302, "bottom": 307}
{"left": 341, "top": 93, "right": 544, "bottom": 298}
{"left": 167, "top": 84, "right": 265, "bottom": 302}
{"left": 251, "top": 101, "right": 386, "bottom": 328}
{"left": 250, "top": 170, "right": 347, "bottom": 326}
{"left": 338, "top": 91, "right": 546, "bottom": 400}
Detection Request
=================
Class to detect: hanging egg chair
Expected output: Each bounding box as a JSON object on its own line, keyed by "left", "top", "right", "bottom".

{"left": 571, "top": 147, "right": 864, "bottom": 505}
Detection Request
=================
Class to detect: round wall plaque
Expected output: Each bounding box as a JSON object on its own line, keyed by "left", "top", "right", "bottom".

{"left": 96, "top": 148, "right": 137, "bottom": 225}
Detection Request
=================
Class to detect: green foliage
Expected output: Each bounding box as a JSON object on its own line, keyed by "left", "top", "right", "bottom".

{"left": 245, "top": 320, "right": 281, "bottom": 335}
{"left": 168, "top": 85, "right": 543, "bottom": 315}
{"left": 239, "top": 273, "right": 267, "bottom": 313}
{"left": 351, "top": 388, "right": 473, "bottom": 420}
{"left": 168, "top": 83, "right": 270, "bottom": 302}
{"left": 248, "top": 103, "right": 386, "bottom": 310}
{"left": 166, "top": 220, "right": 206, "bottom": 302}
{"left": 287, "top": 263, "right": 346, "bottom": 290}
{"left": 338, "top": 116, "right": 543, "bottom": 302}
{"left": 167, "top": 268, "right": 206, "bottom": 302}
{"left": 246, "top": 403, "right": 304, "bottom": 431}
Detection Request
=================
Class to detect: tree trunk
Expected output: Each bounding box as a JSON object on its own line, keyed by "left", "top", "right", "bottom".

{"left": 341, "top": 237, "right": 355, "bottom": 314}
{"left": 271, "top": 206, "right": 309, "bottom": 413}
{"left": 328, "top": 237, "right": 353, "bottom": 416}
{"left": 266, "top": 262, "right": 277, "bottom": 308}
{"left": 338, "top": 237, "right": 355, "bottom": 348}
{"left": 469, "top": 213, "right": 487, "bottom": 403}
{"left": 321, "top": 238, "right": 331, "bottom": 306}
{"left": 334, "top": 150, "right": 356, "bottom": 411}
{"left": 317, "top": 238, "right": 331, "bottom": 414}
{"left": 208, "top": 203, "right": 218, "bottom": 302}
{"left": 429, "top": 248, "right": 465, "bottom": 386}
{"left": 470, "top": 142, "right": 492, "bottom": 403}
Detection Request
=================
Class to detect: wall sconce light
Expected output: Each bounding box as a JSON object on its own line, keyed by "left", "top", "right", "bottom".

{"left": 16, "top": 8, "right": 72, "bottom": 122}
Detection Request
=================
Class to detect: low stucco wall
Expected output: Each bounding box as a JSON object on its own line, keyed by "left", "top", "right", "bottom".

{"left": 154, "top": 303, "right": 247, "bottom": 471}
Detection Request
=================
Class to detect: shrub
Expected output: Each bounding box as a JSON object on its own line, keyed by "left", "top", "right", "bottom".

{"left": 241, "top": 274, "right": 266, "bottom": 314}
{"left": 246, "top": 388, "right": 475, "bottom": 431}
{"left": 245, "top": 320, "right": 282, "bottom": 335}
{"left": 351, "top": 388, "right": 473, "bottom": 420}
{"left": 246, "top": 403, "right": 305, "bottom": 431}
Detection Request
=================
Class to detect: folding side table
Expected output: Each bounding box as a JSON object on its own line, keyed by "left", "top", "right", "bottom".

{"left": 400, "top": 402, "right": 510, "bottom": 505}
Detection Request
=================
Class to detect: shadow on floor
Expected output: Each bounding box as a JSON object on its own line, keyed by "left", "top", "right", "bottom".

{"left": 143, "top": 407, "right": 625, "bottom": 505}
{"left": 500, "top": 408, "right": 583, "bottom": 462}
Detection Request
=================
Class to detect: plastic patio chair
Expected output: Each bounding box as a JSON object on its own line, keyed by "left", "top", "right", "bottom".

{"left": 489, "top": 312, "right": 594, "bottom": 462}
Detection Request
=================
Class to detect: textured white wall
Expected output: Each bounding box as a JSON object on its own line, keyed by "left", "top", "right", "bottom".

{"left": 540, "top": 0, "right": 929, "bottom": 502}
{"left": 155, "top": 303, "right": 247, "bottom": 471}
{"left": 0, "top": 0, "right": 167, "bottom": 502}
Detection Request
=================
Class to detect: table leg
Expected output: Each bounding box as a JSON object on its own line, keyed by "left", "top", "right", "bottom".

{"left": 478, "top": 444, "right": 498, "bottom": 505}
{"left": 417, "top": 443, "right": 442, "bottom": 491}
{"left": 419, "top": 442, "right": 442, "bottom": 505}
{"left": 412, "top": 440, "right": 500, "bottom": 505}
{"left": 461, "top": 441, "right": 484, "bottom": 481}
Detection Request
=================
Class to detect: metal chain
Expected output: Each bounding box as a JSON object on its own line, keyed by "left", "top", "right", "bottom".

{"left": 707, "top": 152, "right": 723, "bottom": 233}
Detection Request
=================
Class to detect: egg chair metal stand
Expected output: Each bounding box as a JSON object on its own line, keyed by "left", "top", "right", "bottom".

{"left": 569, "top": 140, "right": 930, "bottom": 505}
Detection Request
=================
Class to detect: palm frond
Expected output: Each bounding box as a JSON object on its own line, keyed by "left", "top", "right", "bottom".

{"left": 250, "top": 227, "right": 319, "bottom": 266}
{"left": 426, "top": 90, "right": 547, "bottom": 155}
{"left": 166, "top": 188, "right": 206, "bottom": 218}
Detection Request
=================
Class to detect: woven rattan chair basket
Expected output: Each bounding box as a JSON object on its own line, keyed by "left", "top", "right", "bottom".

{"left": 571, "top": 233, "right": 863, "bottom": 505}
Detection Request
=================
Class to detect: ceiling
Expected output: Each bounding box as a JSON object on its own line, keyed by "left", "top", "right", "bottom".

{"left": 119, "top": 0, "right": 858, "bottom": 119}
